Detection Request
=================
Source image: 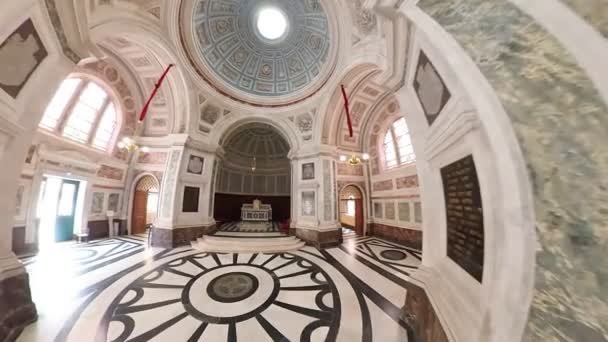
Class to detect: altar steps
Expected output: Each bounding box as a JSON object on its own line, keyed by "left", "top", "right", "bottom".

{"left": 342, "top": 230, "right": 357, "bottom": 240}
{"left": 213, "top": 231, "right": 286, "bottom": 238}
{"left": 192, "top": 234, "right": 305, "bottom": 253}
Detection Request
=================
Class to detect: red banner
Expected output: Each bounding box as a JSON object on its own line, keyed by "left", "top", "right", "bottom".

{"left": 139, "top": 64, "right": 174, "bottom": 122}
{"left": 341, "top": 84, "right": 354, "bottom": 137}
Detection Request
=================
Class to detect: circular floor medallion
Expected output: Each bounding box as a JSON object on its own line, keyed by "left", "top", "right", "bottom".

{"left": 102, "top": 253, "right": 341, "bottom": 340}
{"left": 380, "top": 250, "right": 407, "bottom": 261}
{"left": 183, "top": 265, "right": 279, "bottom": 323}
{"left": 207, "top": 272, "right": 259, "bottom": 303}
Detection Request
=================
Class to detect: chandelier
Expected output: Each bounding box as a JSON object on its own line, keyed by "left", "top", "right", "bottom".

{"left": 117, "top": 137, "right": 149, "bottom": 153}
{"left": 340, "top": 153, "right": 370, "bottom": 166}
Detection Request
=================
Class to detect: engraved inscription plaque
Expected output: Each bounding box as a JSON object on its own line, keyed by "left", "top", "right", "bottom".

{"left": 441, "top": 155, "right": 484, "bottom": 283}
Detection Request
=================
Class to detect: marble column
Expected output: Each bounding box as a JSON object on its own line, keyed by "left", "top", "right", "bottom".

{"left": 150, "top": 137, "right": 219, "bottom": 247}
{"left": 0, "top": 118, "right": 36, "bottom": 342}
{"left": 289, "top": 147, "right": 342, "bottom": 248}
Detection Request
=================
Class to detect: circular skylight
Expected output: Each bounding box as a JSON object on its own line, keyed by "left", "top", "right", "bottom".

{"left": 256, "top": 8, "right": 288, "bottom": 40}
{"left": 191, "top": 0, "right": 333, "bottom": 103}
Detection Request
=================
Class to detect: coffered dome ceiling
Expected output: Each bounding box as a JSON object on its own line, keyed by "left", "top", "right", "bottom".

{"left": 182, "top": 0, "right": 335, "bottom": 107}
{"left": 222, "top": 123, "right": 290, "bottom": 170}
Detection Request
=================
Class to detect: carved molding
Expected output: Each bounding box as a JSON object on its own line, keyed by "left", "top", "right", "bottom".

{"left": 424, "top": 110, "right": 480, "bottom": 161}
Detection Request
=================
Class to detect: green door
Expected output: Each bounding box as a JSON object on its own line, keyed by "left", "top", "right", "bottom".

{"left": 55, "top": 180, "right": 79, "bottom": 242}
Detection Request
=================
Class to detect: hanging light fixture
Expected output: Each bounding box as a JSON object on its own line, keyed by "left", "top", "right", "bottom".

{"left": 348, "top": 155, "right": 361, "bottom": 166}
{"left": 251, "top": 156, "right": 257, "bottom": 172}
{"left": 340, "top": 152, "right": 370, "bottom": 166}
{"left": 117, "top": 137, "right": 149, "bottom": 153}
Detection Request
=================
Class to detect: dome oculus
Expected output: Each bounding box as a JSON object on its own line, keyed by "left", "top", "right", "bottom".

{"left": 256, "top": 8, "right": 288, "bottom": 40}
{"left": 190, "top": 0, "right": 333, "bottom": 102}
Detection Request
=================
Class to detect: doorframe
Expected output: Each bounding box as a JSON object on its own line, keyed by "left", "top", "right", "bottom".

{"left": 338, "top": 183, "right": 368, "bottom": 236}
{"left": 33, "top": 173, "right": 90, "bottom": 247}
{"left": 54, "top": 178, "right": 81, "bottom": 242}
{"left": 127, "top": 173, "right": 160, "bottom": 235}
{"left": 25, "top": 148, "right": 98, "bottom": 246}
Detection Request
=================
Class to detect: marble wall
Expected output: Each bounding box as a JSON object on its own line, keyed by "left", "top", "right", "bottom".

{"left": 370, "top": 223, "right": 422, "bottom": 250}
{"left": 418, "top": 0, "right": 608, "bottom": 340}
{"left": 216, "top": 167, "right": 290, "bottom": 196}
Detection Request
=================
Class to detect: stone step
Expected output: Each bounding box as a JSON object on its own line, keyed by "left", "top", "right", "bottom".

{"left": 203, "top": 235, "right": 296, "bottom": 244}
{"left": 342, "top": 232, "right": 357, "bottom": 239}
{"left": 213, "top": 232, "right": 286, "bottom": 238}
{"left": 192, "top": 235, "right": 305, "bottom": 253}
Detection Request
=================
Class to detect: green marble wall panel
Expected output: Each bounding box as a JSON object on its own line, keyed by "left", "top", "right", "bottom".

{"left": 560, "top": 0, "right": 608, "bottom": 38}
{"left": 417, "top": 1, "right": 608, "bottom": 341}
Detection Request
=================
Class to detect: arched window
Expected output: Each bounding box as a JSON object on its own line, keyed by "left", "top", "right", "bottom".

{"left": 383, "top": 117, "right": 416, "bottom": 169}
{"left": 40, "top": 78, "right": 120, "bottom": 152}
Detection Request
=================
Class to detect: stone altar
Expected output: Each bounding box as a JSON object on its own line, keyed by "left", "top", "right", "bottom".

{"left": 241, "top": 199, "right": 272, "bottom": 222}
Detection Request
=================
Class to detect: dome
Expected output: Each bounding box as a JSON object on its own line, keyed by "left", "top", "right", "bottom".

{"left": 222, "top": 123, "right": 290, "bottom": 170}
{"left": 186, "top": 0, "right": 334, "bottom": 106}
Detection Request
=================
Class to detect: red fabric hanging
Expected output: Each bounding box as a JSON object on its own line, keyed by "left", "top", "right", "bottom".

{"left": 341, "top": 84, "right": 354, "bottom": 137}
{"left": 139, "top": 64, "right": 175, "bottom": 122}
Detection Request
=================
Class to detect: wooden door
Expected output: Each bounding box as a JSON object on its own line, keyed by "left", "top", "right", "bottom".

{"left": 355, "top": 198, "right": 364, "bottom": 236}
{"left": 355, "top": 198, "right": 363, "bottom": 236}
{"left": 132, "top": 190, "right": 148, "bottom": 234}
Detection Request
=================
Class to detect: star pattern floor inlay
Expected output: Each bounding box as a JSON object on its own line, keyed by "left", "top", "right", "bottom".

{"left": 17, "top": 234, "right": 421, "bottom": 342}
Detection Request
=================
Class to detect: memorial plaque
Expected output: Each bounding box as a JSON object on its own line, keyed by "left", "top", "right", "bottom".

{"left": 441, "top": 155, "right": 484, "bottom": 283}
{"left": 182, "top": 186, "right": 200, "bottom": 213}
{"left": 302, "top": 162, "right": 315, "bottom": 180}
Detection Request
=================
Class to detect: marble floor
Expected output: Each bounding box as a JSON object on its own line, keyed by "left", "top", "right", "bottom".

{"left": 17, "top": 234, "right": 421, "bottom": 342}
{"left": 217, "top": 222, "right": 280, "bottom": 233}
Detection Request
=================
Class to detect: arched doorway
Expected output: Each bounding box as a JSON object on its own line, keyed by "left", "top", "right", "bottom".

{"left": 213, "top": 122, "right": 292, "bottom": 233}
{"left": 131, "top": 175, "right": 159, "bottom": 235}
{"left": 339, "top": 185, "right": 364, "bottom": 236}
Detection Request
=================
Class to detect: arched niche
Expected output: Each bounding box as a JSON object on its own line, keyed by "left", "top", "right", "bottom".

{"left": 210, "top": 114, "right": 300, "bottom": 156}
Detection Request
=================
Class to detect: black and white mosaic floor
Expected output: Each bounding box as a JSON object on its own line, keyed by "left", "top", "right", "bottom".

{"left": 217, "top": 222, "right": 280, "bottom": 233}
{"left": 17, "top": 234, "right": 421, "bottom": 342}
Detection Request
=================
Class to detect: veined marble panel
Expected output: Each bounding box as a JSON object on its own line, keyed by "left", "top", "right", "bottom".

{"left": 419, "top": 0, "right": 608, "bottom": 340}
{"left": 161, "top": 151, "right": 181, "bottom": 218}
{"left": 323, "top": 160, "right": 332, "bottom": 221}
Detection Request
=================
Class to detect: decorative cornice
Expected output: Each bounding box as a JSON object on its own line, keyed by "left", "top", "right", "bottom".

{"left": 44, "top": 0, "right": 81, "bottom": 64}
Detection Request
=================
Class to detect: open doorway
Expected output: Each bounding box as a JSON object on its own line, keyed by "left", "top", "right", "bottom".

{"left": 340, "top": 185, "right": 364, "bottom": 236}
{"left": 131, "top": 175, "right": 159, "bottom": 235}
{"left": 36, "top": 175, "right": 86, "bottom": 249}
